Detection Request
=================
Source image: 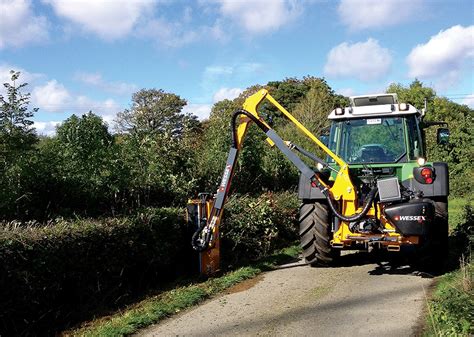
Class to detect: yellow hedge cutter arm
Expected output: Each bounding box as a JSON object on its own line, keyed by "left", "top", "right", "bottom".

{"left": 191, "top": 89, "right": 376, "bottom": 257}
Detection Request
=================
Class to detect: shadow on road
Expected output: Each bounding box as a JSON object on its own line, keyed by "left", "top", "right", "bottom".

{"left": 274, "top": 250, "right": 442, "bottom": 278}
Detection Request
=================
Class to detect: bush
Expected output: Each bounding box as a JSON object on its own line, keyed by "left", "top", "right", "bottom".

{"left": 220, "top": 192, "right": 299, "bottom": 263}
{"left": 0, "top": 191, "right": 301, "bottom": 336}
{"left": 0, "top": 208, "right": 187, "bottom": 336}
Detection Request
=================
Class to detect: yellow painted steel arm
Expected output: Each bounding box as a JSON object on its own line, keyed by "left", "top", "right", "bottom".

{"left": 192, "top": 88, "right": 358, "bottom": 252}
{"left": 243, "top": 89, "right": 356, "bottom": 203}
{"left": 265, "top": 93, "right": 346, "bottom": 168}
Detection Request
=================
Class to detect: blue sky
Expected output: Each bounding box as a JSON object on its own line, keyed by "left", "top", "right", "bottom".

{"left": 1, "top": 0, "right": 473, "bottom": 135}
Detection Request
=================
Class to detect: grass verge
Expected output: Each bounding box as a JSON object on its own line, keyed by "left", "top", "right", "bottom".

{"left": 67, "top": 245, "right": 301, "bottom": 336}
{"left": 424, "top": 197, "right": 473, "bottom": 336}
{"left": 424, "top": 259, "right": 473, "bottom": 336}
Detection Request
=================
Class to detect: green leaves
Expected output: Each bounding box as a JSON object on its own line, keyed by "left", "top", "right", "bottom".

{"left": 0, "top": 208, "right": 185, "bottom": 335}
{"left": 116, "top": 88, "right": 190, "bottom": 137}
{"left": 221, "top": 192, "right": 299, "bottom": 263}
{"left": 0, "top": 71, "right": 39, "bottom": 218}
{"left": 387, "top": 80, "right": 473, "bottom": 196}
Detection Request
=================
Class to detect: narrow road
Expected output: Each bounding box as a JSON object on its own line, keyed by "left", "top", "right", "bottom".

{"left": 140, "top": 252, "right": 433, "bottom": 337}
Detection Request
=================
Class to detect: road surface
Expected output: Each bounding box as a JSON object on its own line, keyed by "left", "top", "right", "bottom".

{"left": 139, "top": 252, "right": 434, "bottom": 337}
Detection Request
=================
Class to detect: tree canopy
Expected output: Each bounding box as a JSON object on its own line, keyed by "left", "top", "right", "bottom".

{"left": 0, "top": 74, "right": 472, "bottom": 219}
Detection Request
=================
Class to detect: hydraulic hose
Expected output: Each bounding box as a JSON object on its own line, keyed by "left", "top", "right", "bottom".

{"left": 233, "top": 108, "right": 378, "bottom": 222}
{"left": 231, "top": 109, "right": 269, "bottom": 148}
{"left": 192, "top": 108, "right": 375, "bottom": 253}
{"left": 320, "top": 185, "right": 377, "bottom": 222}
{"left": 191, "top": 219, "right": 210, "bottom": 252}
{"left": 191, "top": 109, "right": 271, "bottom": 252}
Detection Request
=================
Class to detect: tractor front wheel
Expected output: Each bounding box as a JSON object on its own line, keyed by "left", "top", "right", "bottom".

{"left": 299, "top": 201, "right": 339, "bottom": 266}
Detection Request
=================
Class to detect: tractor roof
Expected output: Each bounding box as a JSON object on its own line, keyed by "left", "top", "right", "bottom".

{"left": 328, "top": 93, "right": 421, "bottom": 120}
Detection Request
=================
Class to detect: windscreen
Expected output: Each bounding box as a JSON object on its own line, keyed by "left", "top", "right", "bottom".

{"left": 328, "top": 117, "right": 407, "bottom": 164}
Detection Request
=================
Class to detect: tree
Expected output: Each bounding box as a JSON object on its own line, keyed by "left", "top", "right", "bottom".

{"left": 386, "top": 79, "right": 436, "bottom": 110}
{"left": 428, "top": 97, "right": 473, "bottom": 195}
{"left": 116, "top": 88, "right": 192, "bottom": 137}
{"left": 194, "top": 98, "right": 269, "bottom": 194}
{"left": 0, "top": 70, "right": 37, "bottom": 161}
{"left": 55, "top": 112, "right": 117, "bottom": 212}
{"left": 0, "top": 70, "right": 39, "bottom": 218}
{"left": 116, "top": 89, "right": 201, "bottom": 206}
{"left": 386, "top": 80, "right": 473, "bottom": 196}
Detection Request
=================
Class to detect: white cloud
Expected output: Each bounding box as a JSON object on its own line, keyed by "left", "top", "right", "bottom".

{"left": 336, "top": 88, "right": 356, "bottom": 97}
{"left": 338, "top": 0, "right": 423, "bottom": 31}
{"left": 0, "top": 0, "right": 49, "bottom": 49}
{"left": 214, "top": 0, "right": 301, "bottom": 34}
{"left": 138, "top": 17, "right": 225, "bottom": 48}
{"left": 34, "top": 120, "right": 61, "bottom": 136}
{"left": 203, "top": 63, "right": 263, "bottom": 81}
{"left": 75, "top": 96, "right": 120, "bottom": 115}
{"left": 213, "top": 87, "right": 243, "bottom": 102}
{"left": 0, "top": 65, "right": 42, "bottom": 84}
{"left": 407, "top": 25, "right": 474, "bottom": 85}
{"left": 32, "top": 79, "right": 120, "bottom": 115}
{"left": 75, "top": 72, "right": 138, "bottom": 95}
{"left": 204, "top": 65, "right": 234, "bottom": 77}
{"left": 32, "top": 80, "right": 71, "bottom": 112}
{"left": 43, "top": 0, "right": 156, "bottom": 40}
{"left": 462, "top": 94, "right": 474, "bottom": 108}
{"left": 324, "top": 38, "right": 392, "bottom": 81}
{"left": 183, "top": 103, "right": 212, "bottom": 120}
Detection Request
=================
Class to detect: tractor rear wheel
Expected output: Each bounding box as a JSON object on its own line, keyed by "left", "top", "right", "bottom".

{"left": 431, "top": 198, "right": 449, "bottom": 265}
{"left": 299, "top": 201, "right": 339, "bottom": 266}
{"left": 417, "top": 197, "right": 449, "bottom": 271}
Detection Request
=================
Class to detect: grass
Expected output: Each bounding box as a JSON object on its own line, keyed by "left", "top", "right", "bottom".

{"left": 448, "top": 198, "right": 470, "bottom": 230}
{"left": 424, "top": 259, "right": 473, "bottom": 336}
{"left": 424, "top": 197, "right": 473, "bottom": 336}
{"left": 67, "top": 245, "right": 301, "bottom": 336}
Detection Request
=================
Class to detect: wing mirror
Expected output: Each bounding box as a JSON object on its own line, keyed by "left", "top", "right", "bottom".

{"left": 437, "top": 128, "right": 450, "bottom": 145}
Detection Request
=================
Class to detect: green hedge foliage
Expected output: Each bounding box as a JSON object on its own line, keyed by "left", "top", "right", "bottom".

{"left": 222, "top": 192, "right": 299, "bottom": 263}
{"left": 0, "top": 192, "right": 300, "bottom": 336}
{"left": 0, "top": 208, "right": 189, "bottom": 336}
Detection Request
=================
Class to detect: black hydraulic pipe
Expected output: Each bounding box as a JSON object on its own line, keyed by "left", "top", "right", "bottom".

{"left": 319, "top": 183, "right": 377, "bottom": 222}
{"left": 191, "top": 218, "right": 210, "bottom": 252}
{"left": 193, "top": 109, "right": 377, "bottom": 251}
{"left": 233, "top": 109, "right": 376, "bottom": 222}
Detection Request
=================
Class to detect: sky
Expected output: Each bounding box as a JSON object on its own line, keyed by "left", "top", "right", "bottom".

{"left": 0, "top": 0, "right": 473, "bottom": 135}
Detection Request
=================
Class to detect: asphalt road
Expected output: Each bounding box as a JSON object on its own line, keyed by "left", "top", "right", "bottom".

{"left": 139, "top": 252, "right": 434, "bottom": 337}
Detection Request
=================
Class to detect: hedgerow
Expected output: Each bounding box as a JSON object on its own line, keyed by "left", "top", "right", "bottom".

{"left": 0, "top": 191, "right": 300, "bottom": 336}
{"left": 0, "top": 208, "right": 188, "bottom": 336}
{"left": 222, "top": 191, "right": 299, "bottom": 263}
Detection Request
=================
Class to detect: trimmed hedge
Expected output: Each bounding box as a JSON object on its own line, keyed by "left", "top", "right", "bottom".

{"left": 0, "top": 208, "right": 188, "bottom": 336}
{"left": 0, "top": 192, "right": 300, "bottom": 336}
{"left": 222, "top": 191, "right": 299, "bottom": 263}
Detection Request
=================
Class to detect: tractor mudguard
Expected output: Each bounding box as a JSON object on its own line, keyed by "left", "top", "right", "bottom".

{"left": 298, "top": 174, "right": 326, "bottom": 200}
{"left": 402, "top": 162, "right": 449, "bottom": 197}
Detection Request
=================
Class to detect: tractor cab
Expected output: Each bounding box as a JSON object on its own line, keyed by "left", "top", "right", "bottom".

{"left": 326, "top": 93, "right": 424, "bottom": 166}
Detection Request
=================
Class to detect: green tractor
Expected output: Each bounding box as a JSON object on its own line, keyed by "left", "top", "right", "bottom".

{"left": 298, "top": 93, "right": 450, "bottom": 267}
{"left": 190, "top": 90, "right": 449, "bottom": 274}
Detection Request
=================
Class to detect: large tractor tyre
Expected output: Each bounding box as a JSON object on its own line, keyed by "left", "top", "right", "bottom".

{"left": 418, "top": 197, "right": 449, "bottom": 271}
{"left": 431, "top": 197, "right": 449, "bottom": 260}
{"left": 299, "top": 201, "right": 339, "bottom": 266}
